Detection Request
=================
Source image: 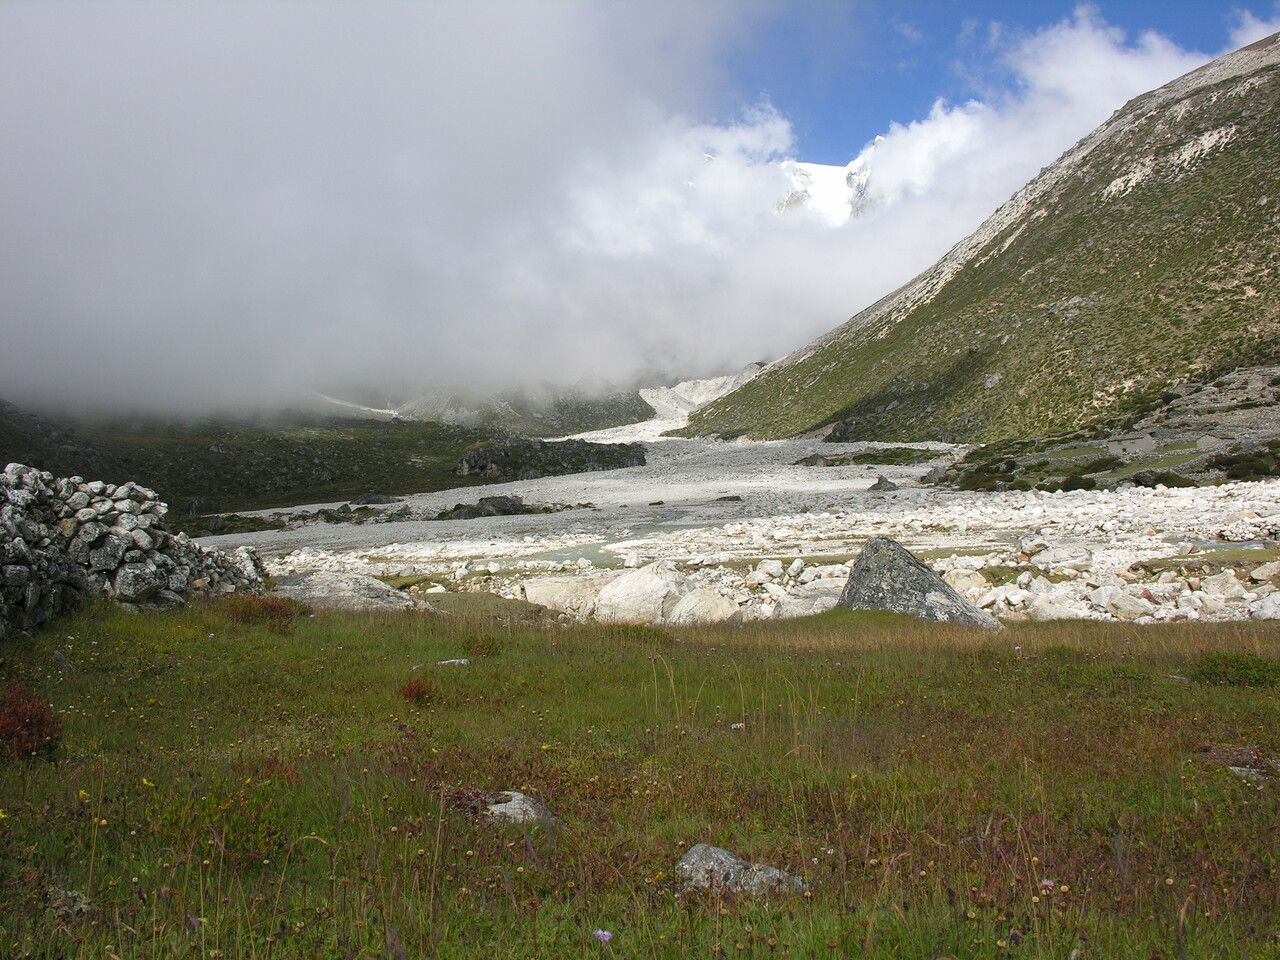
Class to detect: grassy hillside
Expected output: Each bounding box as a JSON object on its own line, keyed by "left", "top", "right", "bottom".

{"left": 687, "top": 36, "right": 1280, "bottom": 442}
{"left": 0, "top": 408, "right": 498, "bottom": 516}
{"left": 82, "top": 416, "right": 499, "bottom": 515}
{"left": 3, "top": 600, "right": 1280, "bottom": 955}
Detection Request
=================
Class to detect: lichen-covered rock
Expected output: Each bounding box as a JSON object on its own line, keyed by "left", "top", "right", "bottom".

{"left": 675, "top": 844, "right": 805, "bottom": 895}
{"left": 838, "top": 536, "right": 1002, "bottom": 629}
{"left": 1, "top": 463, "right": 264, "bottom": 639}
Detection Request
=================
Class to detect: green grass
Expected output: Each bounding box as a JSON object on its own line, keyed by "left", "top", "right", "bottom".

{"left": 4, "top": 602, "right": 1280, "bottom": 957}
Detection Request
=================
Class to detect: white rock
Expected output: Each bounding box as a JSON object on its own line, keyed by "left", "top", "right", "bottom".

{"left": 521, "top": 571, "right": 616, "bottom": 619}
{"left": 1249, "top": 561, "right": 1280, "bottom": 582}
{"left": 594, "top": 561, "right": 693, "bottom": 624}
{"left": 1202, "top": 570, "right": 1248, "bottom": 600}
{"left": 1035, "top": 546, "right": 1093, "bottom": 572}
{"left": 1088, "top": 586, "right": 1154, "bottom": 620}
{"left": 667, "top": 588, "right": 740, "bottom": 625}
{"left": 484, "top": 791, "right": 555, "bottom": 825}
{"left": 1250, "top": 594, "right": 1280, "bottom": 620}
{"left": 1025, "top": 596, "right": 1076, "bottom": 621}
{"left": 787, "top": 558, "right": 805, "bottom": 577}
{"left": 943, "top": 569, "right": 988, "bottom": 593}
{"left": 757, "top": 559, "right": 784, "bottom": 579}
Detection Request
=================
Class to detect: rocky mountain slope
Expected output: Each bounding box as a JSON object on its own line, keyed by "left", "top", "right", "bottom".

{"left": 687, "top": 33, "right": 1280, "bottom": 443}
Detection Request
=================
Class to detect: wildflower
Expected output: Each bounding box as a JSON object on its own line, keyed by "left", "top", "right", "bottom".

{"left": 592, "top": 930, "right": 613, "bottom": 943}
{"left": 1040, "top": 879, "right": 1056, "bottom": 891}
{"left": 78, "top": 789, "right": 91, "bottom": 804}
{"left": 0, "top": 808, "right": 7, "bottom": 820}
{"left": 141, "top": 777, "right": 156, "bottom": 789}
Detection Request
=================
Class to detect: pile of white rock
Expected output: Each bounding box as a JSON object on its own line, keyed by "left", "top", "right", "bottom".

{"left": 2, "top": 463, "right": 265, "bottom": 639}
{"left": 934, "top": 533, "right": 1279, "bottom": 623}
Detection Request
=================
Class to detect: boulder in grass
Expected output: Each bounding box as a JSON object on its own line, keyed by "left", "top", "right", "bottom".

{"left": 484, "top": 791, "right": 557, "bottom": 826}
{"left": 594, "top": 561, "right": 692, "bottom": 624}
{"left": 675, "top": 844, "right": 805, "bottom": 895}
{"left": 667, "top": 588, "right": 739, "bottom": 625}
{"left": 838, "top": 536, "right": 1002, "bottom": 629}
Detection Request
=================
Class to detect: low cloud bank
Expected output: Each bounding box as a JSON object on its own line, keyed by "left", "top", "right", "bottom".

{"left": 2, "top": 3, "right": 1276, "bottom": 413}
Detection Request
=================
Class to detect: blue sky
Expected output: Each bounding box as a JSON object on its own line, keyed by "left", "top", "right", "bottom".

{"left": 725, "top": 0, "right": 1280, "bottom": 163}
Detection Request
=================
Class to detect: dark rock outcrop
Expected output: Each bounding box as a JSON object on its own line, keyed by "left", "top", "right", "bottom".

{"left": 838, "top": 536, "right": 1001, "bottom": 629}
{"left": 436, "top": 495, "right": 535, "bottom": 521}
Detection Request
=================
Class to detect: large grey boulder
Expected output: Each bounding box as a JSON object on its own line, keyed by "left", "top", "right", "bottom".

{"left": 675, "top": 844, "right": 805, "bottom": 895}
{"left": 838, "top": 537, "right": 1002, "bottom": 629}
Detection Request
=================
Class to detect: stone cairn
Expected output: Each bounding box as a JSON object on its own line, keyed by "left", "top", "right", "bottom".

{"left": 1, "top": 462, "right": 264, "bottom": 640}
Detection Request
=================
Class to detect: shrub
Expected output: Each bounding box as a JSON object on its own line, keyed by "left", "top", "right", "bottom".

{"left": 0, "top": 685, "right": 63, "bottom": 759}
{"left": 398, "top": 676, "right": 437, "bottom": 704}
{"left": 220, "top": 595, "right": 310, "bottom": 635}
{"left": 1190, "top": 652, "right": 1280, "bottom": 688}
{"left": 464, "top": 635, "right": 501, "bottom": 658}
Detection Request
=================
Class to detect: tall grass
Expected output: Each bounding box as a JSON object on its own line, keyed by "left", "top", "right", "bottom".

{"left": 1, "top": 601, "right": 1278, "bottom": 957}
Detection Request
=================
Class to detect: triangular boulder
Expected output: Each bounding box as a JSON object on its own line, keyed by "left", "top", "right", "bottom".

{"left": 838, "top": 537, "right": 1001, "bottom": 629}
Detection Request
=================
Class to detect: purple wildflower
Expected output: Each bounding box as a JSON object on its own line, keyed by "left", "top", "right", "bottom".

{"left": 593, "top": 929, "right": 613, "bottom": 943}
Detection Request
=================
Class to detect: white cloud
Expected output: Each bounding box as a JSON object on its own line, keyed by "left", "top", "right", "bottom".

{"left": 1228, "top": 7, "right": 1280, "bottom": 47}
{"left": 0, "top": 2, "right": 1270, "bottom": 412}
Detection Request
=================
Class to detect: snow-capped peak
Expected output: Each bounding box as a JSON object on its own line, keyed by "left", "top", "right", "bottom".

{"left": 776, "top": 139, "right": 878, "bottom": 226}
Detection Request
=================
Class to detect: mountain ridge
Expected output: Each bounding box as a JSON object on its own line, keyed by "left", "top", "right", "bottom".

{"left": 685, "top": 33, "right": 1280, "bottom": 442}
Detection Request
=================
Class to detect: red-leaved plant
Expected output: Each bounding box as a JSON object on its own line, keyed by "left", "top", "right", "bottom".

{"left": 0, "top": 685, "right": 63, "bottom": 759}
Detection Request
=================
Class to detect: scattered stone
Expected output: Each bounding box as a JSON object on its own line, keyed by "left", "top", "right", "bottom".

{"left": 435, "top": 495, "right": 568, "bottom": 521}
{"left": 838, "top": 537, "right": 1002, "bottom": 629}
{"left": 869, "top": 475, "right": 899, "bottom": 492}
{"left": 675, "top": 844, "right": 805, "bottom": 895}
{"left": 437, "top": 658, "right": 470, "bottom": 666}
